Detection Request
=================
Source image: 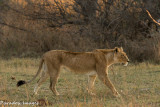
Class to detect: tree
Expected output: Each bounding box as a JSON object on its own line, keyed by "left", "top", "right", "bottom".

{"left": 74, "top": 0, "right": 97, "bottom": 22}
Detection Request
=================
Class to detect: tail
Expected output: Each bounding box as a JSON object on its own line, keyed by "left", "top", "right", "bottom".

{"left": 17, "top": 58, "right": 44, "bottom": 87}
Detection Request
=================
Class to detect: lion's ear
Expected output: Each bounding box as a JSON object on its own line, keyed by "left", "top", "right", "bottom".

{"left": 114, "top": 47, "right": 119, "bottom": 53}
{"left": 120, "top": 47, "right": 123, "bottom": 51}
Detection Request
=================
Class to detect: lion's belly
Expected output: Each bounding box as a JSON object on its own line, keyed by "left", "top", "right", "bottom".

{"left": 61, "top": 65, "right": 97, "bottom": 75}
{"left": 85, "top": 71, "right": 97, "bottom": 75}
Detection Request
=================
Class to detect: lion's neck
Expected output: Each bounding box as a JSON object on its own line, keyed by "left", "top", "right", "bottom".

{"left": 105, "top": 52, "right": 116, "bottom": 67}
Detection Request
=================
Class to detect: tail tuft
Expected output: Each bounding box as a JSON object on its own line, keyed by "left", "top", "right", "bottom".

{"left": 17, "top": 80, "right": 26, "bottom": 87}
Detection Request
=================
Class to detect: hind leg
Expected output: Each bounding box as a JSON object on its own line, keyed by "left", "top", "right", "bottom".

{"left": 49, "top": 70, "right": 60, "bottom": 96}
{"left": 33, "top": 63, "right": 49, "bottom": 95}
{"left": 34, "top": 72, "right": 48, "bottom": 95}
{"left": 88, "top": 74, "right": 97, "bottom": 95}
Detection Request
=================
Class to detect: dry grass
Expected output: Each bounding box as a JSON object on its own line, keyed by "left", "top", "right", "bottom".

{"left": 0, "top": 58, "right": 160, "bottom": 106}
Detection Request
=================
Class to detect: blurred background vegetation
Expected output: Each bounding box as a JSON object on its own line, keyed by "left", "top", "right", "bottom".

{"left": 0, "top": 0, "right": 160, "bottom": 62}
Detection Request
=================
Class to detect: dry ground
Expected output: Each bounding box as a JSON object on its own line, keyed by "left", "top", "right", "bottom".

{"left": 0, "top": 58, "right": 160, "bottom": 106}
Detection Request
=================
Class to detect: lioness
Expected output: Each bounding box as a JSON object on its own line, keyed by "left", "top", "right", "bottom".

{"left": 17, "top": 47, "right": 129, "bottom": 97}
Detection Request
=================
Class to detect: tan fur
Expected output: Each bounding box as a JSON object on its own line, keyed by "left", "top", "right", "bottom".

{"left": 18, "top": 47, "right": 129, "bottom": 97}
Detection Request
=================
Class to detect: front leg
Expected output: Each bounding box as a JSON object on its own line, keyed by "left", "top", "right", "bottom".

{"left": 96, "top": 64, "right": 120, "bottom": 97}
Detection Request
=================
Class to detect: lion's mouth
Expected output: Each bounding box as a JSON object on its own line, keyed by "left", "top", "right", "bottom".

{"left": 123, "top": 62, "right": 128, "bottom": 66}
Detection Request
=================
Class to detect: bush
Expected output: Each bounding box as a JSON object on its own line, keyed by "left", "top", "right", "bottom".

{"left": 0, "top": 0, "right": 160, "bottom": 62}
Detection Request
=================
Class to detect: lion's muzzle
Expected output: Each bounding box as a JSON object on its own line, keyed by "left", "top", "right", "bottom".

{"left": 124, "top": 60, "right": 129, "bottom": 66}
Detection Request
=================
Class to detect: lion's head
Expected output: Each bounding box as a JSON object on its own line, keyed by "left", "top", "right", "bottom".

{"left": 114, "top": 47, "right": 129, "bottom": 66}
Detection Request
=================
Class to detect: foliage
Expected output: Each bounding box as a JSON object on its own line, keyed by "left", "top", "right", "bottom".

{"left": 0, "top": 0, "right": 160, "bottom": 62}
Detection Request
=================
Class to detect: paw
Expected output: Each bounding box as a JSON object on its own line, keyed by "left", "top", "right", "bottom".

{"left": 55, "top": 92, "right": 60, "bottom": 96}
{"left": 32, "top": 93, "right": 39, "bottom": 97}
{"left": 113, "top": 91, "right": 121, "bottom": 97}
{"left": 87, "top": 89, "right": 96, "bottom": 96}
{"left": 89, "top": 92, "right": 96, "bottom": 96}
